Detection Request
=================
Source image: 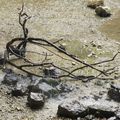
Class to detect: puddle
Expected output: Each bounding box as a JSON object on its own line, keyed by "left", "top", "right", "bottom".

{"left": 100, "top": 11, "right": 120, "bottom": 41}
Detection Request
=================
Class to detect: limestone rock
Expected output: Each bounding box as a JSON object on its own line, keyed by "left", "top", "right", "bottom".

{"left": 95, "top": 6, "right": 111, "bottom": 17}
{"left": 87, "top": 0, "right": 104, "bottom": 9}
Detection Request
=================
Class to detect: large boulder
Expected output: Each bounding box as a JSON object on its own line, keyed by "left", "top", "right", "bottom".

{"left": 87, "top": 0, "right": 104, "bottom": 9}
{"left": 57, "top": 100, "right": 87, "bottom": 119}
{"left": 27, "top": 92, "right": 45, "bottom": 109}
{"left": 95, "top": 6, "right": 111, "bottom": 17}
{"left": 57, "top": 97, "right": 117, "bottom": 119}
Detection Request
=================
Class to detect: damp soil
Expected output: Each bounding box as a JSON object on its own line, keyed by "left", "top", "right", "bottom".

{"left": 0, "top": 0, "right": 120, "bottom": 120}
{"left": 100, "top": 10, "right": 120, "bottom": 42}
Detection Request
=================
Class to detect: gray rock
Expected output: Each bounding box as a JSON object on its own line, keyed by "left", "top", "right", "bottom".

{"left": 28, "top": 76, "right": 41, "bottom": 92}
{"left": 27, "top": 92, "right": 45, "bottom": 109}
{"left": 43, "top": 67, "right": 60, "bottom": 78}
{"left": 95, "top": 6, "right": 111, "bottom": 17}
{"left": 41, "top": 78, "right": 60, "bottom": 87}
{"left": 88, "top": 101, "right": 116, "bottom": 118}
{"left": 3, "top": 73, "right": 20, "bottom": 85}
{"left": 80, "top": 97, "right": 117, "bottom": 118}
{"left": 56, "top": 83, "right": 73, "bottom": 93}
{"left": 108, "top": 117, "right": 117, "bottom": 120}
{"left": 84, "top": 115, "right": 95, "bottom": 120}
{"left": 0, "top": 58, "right": 5, "bottom": 65}
{"left": 116, "top": 110, "right": 120, "bottom": 119}
{"left": 108, "top": 83, "right": 120, "bottom": 102}
{"left": 57, "top": 97, "right": 118, "bottom": 120}
{"left": 29, "top": 82, "right": 58, "bottom": 98}
{"left": 87, "top": 0, "right": 104, "bottom": 9}
{"left": 12, "top": 77, "right": 31, "bottom": 96}
{"left": 38, "top": 82, "right": 58, "bottom": 97}
{"left": 57, "top": 100, "right": 87, "bottom": 119}
{"left": 30, "top": 75, "right": 41, "bottom": 81}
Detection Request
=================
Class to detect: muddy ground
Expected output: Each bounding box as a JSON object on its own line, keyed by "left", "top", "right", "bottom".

{"left": 0, "top": 0, "right": 120, "bottom": 120}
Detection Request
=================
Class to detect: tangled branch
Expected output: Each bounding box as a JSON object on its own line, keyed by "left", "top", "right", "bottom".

{"left": 3, "top": 4, "right": 120, "bottom": 81}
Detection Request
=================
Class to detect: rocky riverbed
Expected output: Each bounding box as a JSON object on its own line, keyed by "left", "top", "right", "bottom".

{"left": 0, "top": 0, "right": 120, "bottom": 120}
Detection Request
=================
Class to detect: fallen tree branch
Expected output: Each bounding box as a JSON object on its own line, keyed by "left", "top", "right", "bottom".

{"left": 69, "top": 52, "right": 120, "bottom": 75}
{"left": 28, "top": 37, "right": 107, "bottom": 76}
{"left": 3, "top": 4, "right": 120, "bottom": 80}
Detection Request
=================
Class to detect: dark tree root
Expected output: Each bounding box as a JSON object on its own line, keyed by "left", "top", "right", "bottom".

{"left": 2, "top": 4, "right": 120, "bottom": 81}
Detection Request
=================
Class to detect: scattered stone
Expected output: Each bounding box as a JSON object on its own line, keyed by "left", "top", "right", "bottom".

{"left": 88, "top": 51, "right": 96, "bottom": 58}
{"left": 57, "top": 100, "right": 87, "bottom": 119}
{"left": 108, "top": 116, "right": 117, "bottom": 120}
{"left": 43, "top": 67, "right": 60, "bottom": 78}
{"left": 116, "top": 110, "right": 120, "bottom": 119}
{"left": 3, "top": 68, "right": 13, "bottom": 74}
{"left": 95, "top": 80, "right": 104, "bottom": 86}
{"left": 108, "top": 83, "right": 120, "bottom": 102}
{"left": 95, "top": 6, "right": 111, "bottom": 17}
{"left": 16, "top": 106, "right": 22, "bottom": 111}
{"left": 41, "top": 78, "right": 60, "bottom": 87}
{"left": 28, "top": 77, "right": 41, "bottom": 92}
{"left": 27, "top": 92, "right": 45, "bottom": 109}
{"left": 30, "top": 75, "right": 41, "bottom": 81}
{"left": 11, "top": 77, "right": 31, "bottom": 96}
{"left": 84, "top": 115, "right": 95, "bottom": 119}
{"left": 38, "top": 82, "right": 58, "bottom": 97}
{"left": 0, "top": 72, "right": 5, "bottom": 84}
{"left": 56, "top": 83, "right": 73, "bottom": 93}
{"left": 2, "top": 73, "right": 20, "bottom": 85}
{"left": 58, "top": 43, "right": 66, "bottom": 51}
{"left": 97, "top": 45, "right": 102, "bottom": 49}
{"left": 93, "top": 95, "right": 102, "bottom": 101}
{"left": 72, "top": 62, "right": 76, "bottom": 65}
{"left": 29, "top": 82, "right": 58, "bottom": 98}
{"left": 0, "top": 58, "right": 5, "bottom": 65}
{"left": 90, "top": 41, "right": 97, "bottom": 47}
{"left": 87, "top": 0, "right": 104, "bottom": 9}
